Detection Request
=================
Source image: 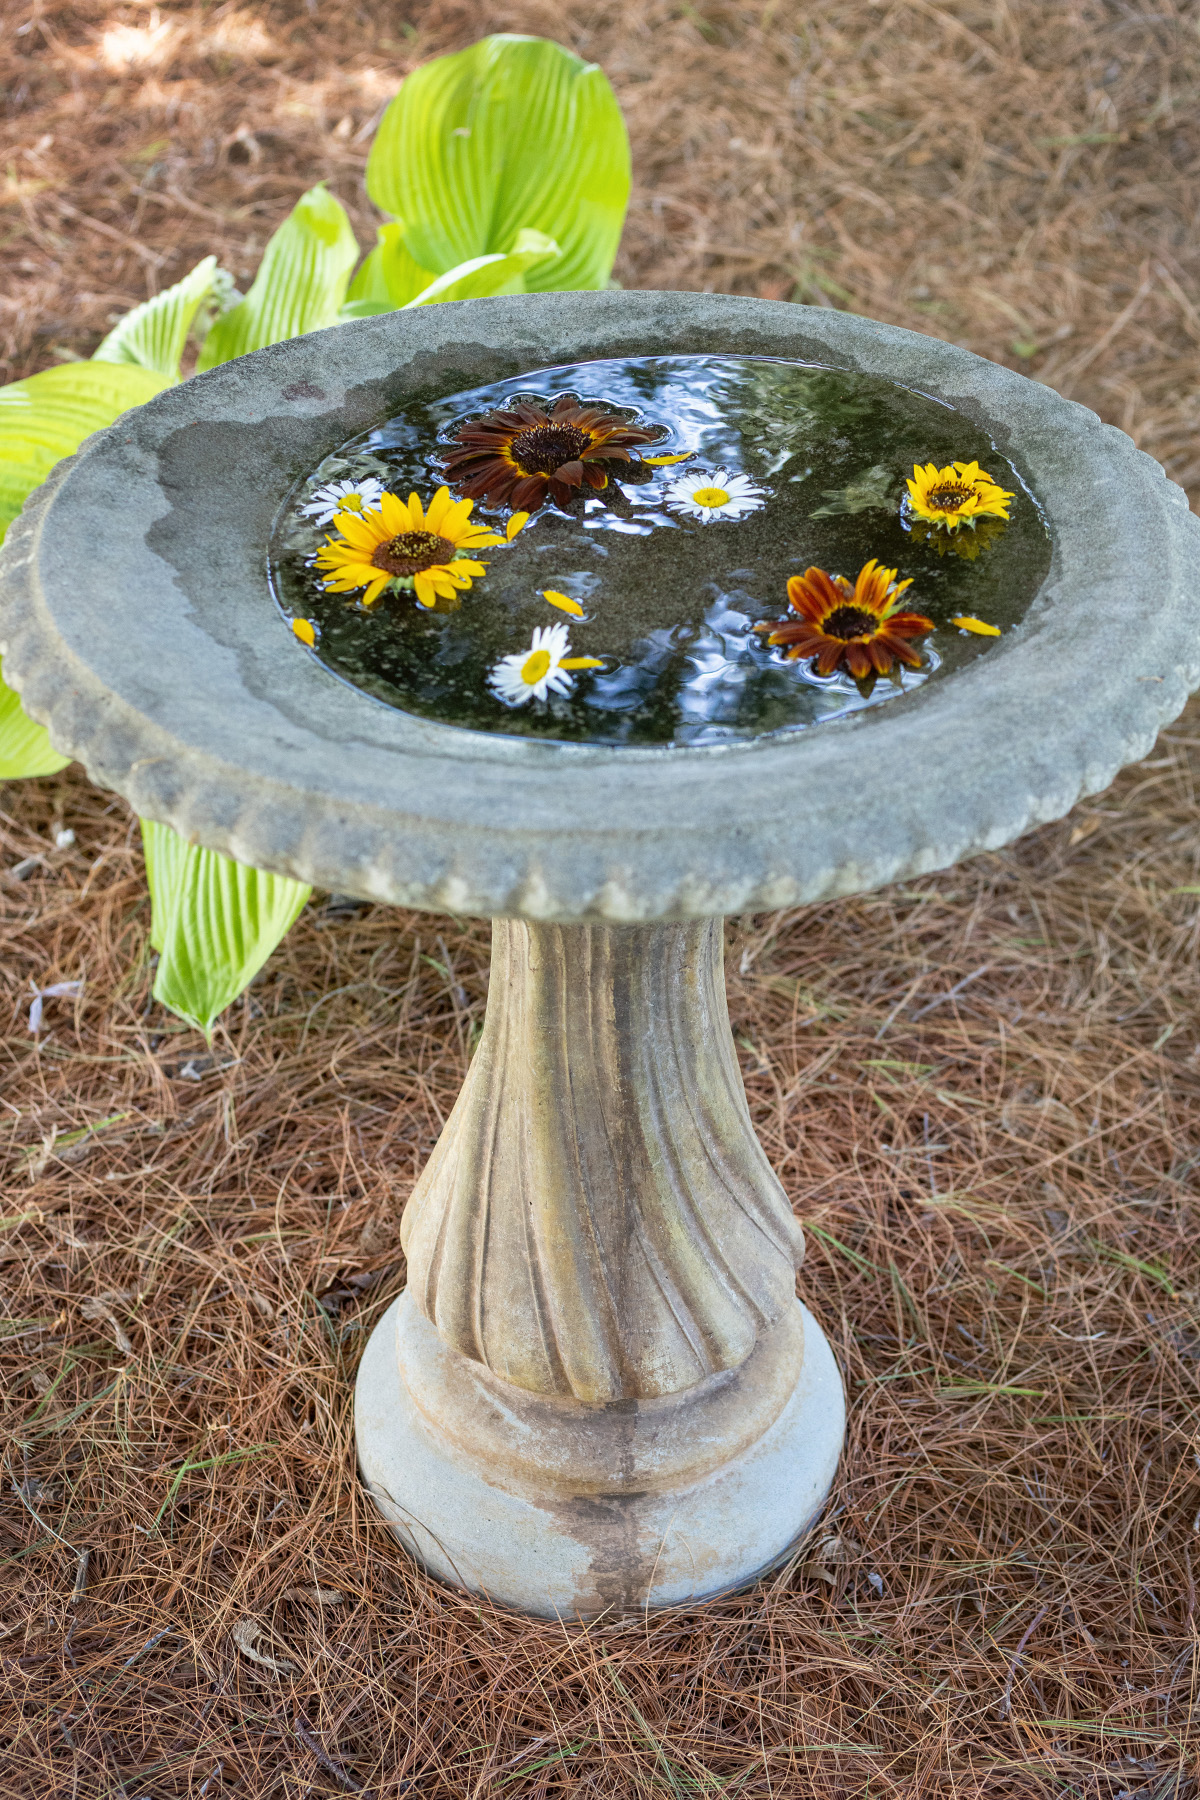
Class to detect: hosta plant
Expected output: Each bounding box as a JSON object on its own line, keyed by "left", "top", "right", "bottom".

{"left": 0, "top": 34, "right": 630, "bottom": 1034}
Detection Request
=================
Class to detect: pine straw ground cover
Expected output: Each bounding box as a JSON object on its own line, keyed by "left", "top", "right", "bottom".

{"left": 3, "top": 0, "right": 1200, "bottom": 1796}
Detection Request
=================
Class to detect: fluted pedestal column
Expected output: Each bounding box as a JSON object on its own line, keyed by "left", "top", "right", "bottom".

{"left": 355, "top": 918, "right": 844, "bottom": 1618}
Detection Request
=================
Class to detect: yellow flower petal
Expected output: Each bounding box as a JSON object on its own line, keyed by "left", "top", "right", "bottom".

{"left": 560, "top": 657, "right": 604, "bottom": 669}
{"left": 361, "top": 575, "right": 392, "bottom": 606}
{"left": 330, "top": 513, "right": 384, "bottom": 549}
{"left": 950, "top": 615, "right": 1001, "bottom": 636}
{"left": 506, "top": 511, "right": 530, "bottom": 540}
{"left": 292, "top": 618, "right": 315, "bottom": 646}
{"left": 379, "top": 491, "right": 411, "bottom": 533}
{"left": 413, "top": 572, "right": 435, "bottom": 608}
{"left": 543, "top": 590, "right": 585, "bottom": 617}
{"left": 642, "top": 452, "right": 693, "bottom": 466}
{"left": 425, "top": 486, "right": 454, "bottom": 531}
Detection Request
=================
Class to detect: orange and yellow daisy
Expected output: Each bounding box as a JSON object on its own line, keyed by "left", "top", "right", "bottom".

{"left": 314, "top": 486, "right": 507, "bottom": 610}
{"left": 756, "top": 560, "right": 933, "bottom": 680}
{"left": 905, "top": 460, "right": 1014, "bottom": 533}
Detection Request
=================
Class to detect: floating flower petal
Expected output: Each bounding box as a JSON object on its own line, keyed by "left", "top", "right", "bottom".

{"left": 542, "top": 589, "right": 585, "bottom": 617}
{"left": 642, "top": 452, "right": 695, "bottom": 466}
{"left": 298, "top": 476, "right": 385, "bottom": 527}
{"left": 905, "top": 460, "right": 1014, "bottom": 533}
{"left": 951, "top": 615, "right": 1001, "bottom": 636}
{"left": 490, "top": 624, "right": 596, "bottom": 706}
{"left": 506, "top": 511, "right": 531, "bottom": 541}
{"left": 664, "top": 467, "right": 766, "bottom": 522}
{"left": 756, "top": 559, "right": 933, "bottom": 680}
{"left": 292, "top": 618, "right": 316, "bottom": 646}
{"left": 314, "top": 486, "right": 505, "bottom": 609}
{"left": 441, "top": 396, "right": 661, "bottom": 513}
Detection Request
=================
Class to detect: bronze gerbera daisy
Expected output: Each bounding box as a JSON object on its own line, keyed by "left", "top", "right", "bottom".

{"left": 756, "top": 560, "right": 933, "bottom": 680}
{"left": 440, "top": 395, "right": 661, "bottom": 513}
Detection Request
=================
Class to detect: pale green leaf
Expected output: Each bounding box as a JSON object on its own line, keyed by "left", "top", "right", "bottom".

{"left": 366, "top": 35, "right": 629, "bottom": 293}
{"left": 403, "top": 229, "right": 561, "bottom": 307}
{"left": 93, "top": 256, "right": 220, "bottom": 378}
{"left": 0, "top": 359, "right": 171, "bottom": 781}
{"left": 340, "top": 228, "right": 559, "bottom": 317}
{"left": 344, "top": 222, "right": 438, "bottom": 316}
{"left": 142, "top": 820, "right": 311, "bottom": 1033}
{"left": 0, "top": 667, "right": 70, "bottom": 779}
{"left": 196, "top": 184, "right": 360, "bottom": 371}
{"left": 0, "top": 361, "right": 174, "bottom": 543}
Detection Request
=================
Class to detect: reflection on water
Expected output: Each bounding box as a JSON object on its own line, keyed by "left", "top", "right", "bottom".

{"left": 268, "top": 356, "right": 1051, "bottom": 747}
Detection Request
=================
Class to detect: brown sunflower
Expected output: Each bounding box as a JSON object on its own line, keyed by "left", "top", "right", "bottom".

{"left": 756, "top": 560, "right": 933, "bottom": 680}
{"left": 440, "top": 396, "right": 661, "bottom": 513}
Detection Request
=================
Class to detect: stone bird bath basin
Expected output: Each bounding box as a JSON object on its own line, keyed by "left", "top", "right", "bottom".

{"left": 2, "top": 292, "right": 1197, "bottom": 1619}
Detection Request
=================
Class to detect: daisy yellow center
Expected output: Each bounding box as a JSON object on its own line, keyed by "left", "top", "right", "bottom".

{"left": 927, "top": 484, "right": 973, "bottom": 511}
{"left": 822, "top": 605, "right": 879, "bottom": 641}
{"left": 370, "top": 530, "right": 455, "bottom": 578}
{"left": 510, "top": 423, "right": 590, "bottom": 475}
{"left": 521, "top": 648, "right": 552, "bottom": 685}
{"left": 692, "top": 485, "right": 731, "bottom": 508}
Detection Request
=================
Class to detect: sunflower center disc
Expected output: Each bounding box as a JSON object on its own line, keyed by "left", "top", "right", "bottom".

{"left": 928, "top": 487, "right": 971, "bottom": 510}
{"left": 510, "top": 423, "right": 590, "bottom": 475}
{"left": 372, "top": 531, "right": 456, "bottom": 577}
{"left": 822, "top": 605, "right": 880, "bottom": 641}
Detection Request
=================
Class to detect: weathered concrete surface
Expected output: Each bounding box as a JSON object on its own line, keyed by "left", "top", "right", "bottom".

{"left": 357, "top": 1292, "right": 845, "bottom": 1619}
{"left": 355, "top": 914, "right": 845, "bottom": 1616}
{"left": 2, "top": 291, "right": 1198, "bottom": 921}
{"left": 401, "top": 917, "right": 805, "bottom": 1402}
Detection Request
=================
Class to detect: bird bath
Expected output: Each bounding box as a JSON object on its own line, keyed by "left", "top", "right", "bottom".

{"left": 2, "top": 292, "right": 1198, "bottom": 1620}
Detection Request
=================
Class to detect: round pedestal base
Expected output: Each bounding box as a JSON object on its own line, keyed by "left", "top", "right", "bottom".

{"left": 355, "top": 1293, "right": 845, "bottom": 1619}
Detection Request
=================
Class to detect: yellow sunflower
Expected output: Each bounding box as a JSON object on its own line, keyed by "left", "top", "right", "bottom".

{"left": 314, "top": 486, "right": 506, "bottom": 610}
{"left": 905, "top": 460, "right": 1014, "bottom": 533}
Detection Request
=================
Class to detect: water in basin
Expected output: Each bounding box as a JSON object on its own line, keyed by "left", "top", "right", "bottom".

{"left": 269, "top": 355, "right": 1051, "bottom": 747}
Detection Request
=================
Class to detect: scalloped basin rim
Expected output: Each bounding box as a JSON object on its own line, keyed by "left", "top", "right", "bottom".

{"left": 0, "top": 291, "right": 1198, "bottom": 921}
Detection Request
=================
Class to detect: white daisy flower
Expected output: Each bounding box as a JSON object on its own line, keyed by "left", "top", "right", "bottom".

{"left": 298, "top": 476, "right": 386, "bottom": 527}
{"left": 489, "top": 624, "right": 602, "bottom": 707}
{"left": 663, "top": 467, "right": 766, "bottom": 522}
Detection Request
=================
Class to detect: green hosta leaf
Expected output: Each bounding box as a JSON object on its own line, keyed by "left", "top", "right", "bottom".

{"left": 0, "top": 361, "right": 174, "bottom": 543}
{"left": 341, "top": 225, "right": 561, "bottom": 318}
{"left": 197, "top": 184, "right": 359, "bottom": 371}
{"left": 0, "top": 669, "right": 70, "bottom": 778}
{"left": 93, "top": 255, "right": 221, "bottom": 378}
{"left": 343, "top": 222, "right": 438, "bottom": 316}
{"left": 142, "top": 820, "right": 311, "bottom": 1033}
{"left": 367, "top": 35, "right": 629, "bottom": 293}
{"left": 0, "top": 360, "right": 173, "bottom": 780}
{"left": 403, "top": 228, "right": 561, "bottom": 307}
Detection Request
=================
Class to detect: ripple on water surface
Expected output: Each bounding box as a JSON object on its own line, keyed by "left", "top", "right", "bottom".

{"left": 269, "top": 355, "right": 1051, "bottom": 747}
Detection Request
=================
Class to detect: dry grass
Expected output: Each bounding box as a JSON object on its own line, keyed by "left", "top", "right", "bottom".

{"left": 3, "top": 1, "right": 1200, "bottom": 1795}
